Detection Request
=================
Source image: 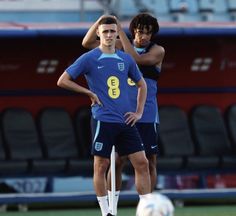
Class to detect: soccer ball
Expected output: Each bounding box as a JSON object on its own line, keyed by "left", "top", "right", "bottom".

{"left": 136, "top": 193, "right": 174, "bottom": 216}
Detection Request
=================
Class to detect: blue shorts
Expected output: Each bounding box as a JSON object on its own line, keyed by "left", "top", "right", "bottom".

{"left": 91, "top": 119, "right": 144, "bottom": 158}
{"left": 136, "top": 122, "right": 159, "bottom": 156}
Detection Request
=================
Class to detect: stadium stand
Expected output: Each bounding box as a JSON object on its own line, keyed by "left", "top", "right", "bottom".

{"left": 140, "top": 0, "right": 172, "bottom": 22}
{"left": 169, "top": 0, "right": 200, "bottom": 22}
{"left": 0, "top": 0, "right": 105, "bottom": 22}
{"left": 109, "top": 0, "right": 139, "bottom": 19}
{"left": 198, "top": 0, "right": 230, "bottom": 21}
{"left": 1, "top": 0, "right": 236, "bottom": 22}
{"left": 227, "top": 0, "right": 236, "bottom": 21}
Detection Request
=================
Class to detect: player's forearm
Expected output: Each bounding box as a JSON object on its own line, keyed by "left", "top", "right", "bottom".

{"left": 136, "top": 78, "right": 147, "bottom": 116}
{"left": 57, "top": 72, "right": 92, "bottom": 97}
{"left": 119, "top": 30, "right": 142, "bottom": 62}
{"left": 82, "top": 19, "right": 100, "bottom": 49}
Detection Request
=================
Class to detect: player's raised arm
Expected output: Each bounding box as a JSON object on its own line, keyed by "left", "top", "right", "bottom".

{"left": 81, "top": 16, "right": 102, "bottom": 49}
{"left": 82, "top": 15, "right": 123, "bottom": 49}
{"left": 118, "top": 27, "right": 165, "bottom": 66}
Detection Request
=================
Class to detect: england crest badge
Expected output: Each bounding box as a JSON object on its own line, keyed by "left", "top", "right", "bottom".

{"left": 117, "top": 62, "right": 125, "bottom": 71}
{"left": 95, "top": 142, "right": 103, "bottom": 151}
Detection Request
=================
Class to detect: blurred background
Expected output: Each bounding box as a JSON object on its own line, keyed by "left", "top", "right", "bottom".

{"left": 0, "top": 0, "right": 236, "bottom": 214}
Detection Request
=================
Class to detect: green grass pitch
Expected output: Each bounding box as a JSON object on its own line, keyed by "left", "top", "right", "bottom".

{"left": 1, "top": 205, "right": 236, "bottom": 216}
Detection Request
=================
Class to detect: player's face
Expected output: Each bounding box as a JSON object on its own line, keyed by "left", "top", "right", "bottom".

{"left": 134, "top": 26, "right": 153, "bottom": 47}
{"left": 97, "top": 24, "right": 118, "bottom": 47}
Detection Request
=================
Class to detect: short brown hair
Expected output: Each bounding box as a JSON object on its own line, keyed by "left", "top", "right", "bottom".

{"left": 98, "top": 17, "right": 117, "bottom": 26}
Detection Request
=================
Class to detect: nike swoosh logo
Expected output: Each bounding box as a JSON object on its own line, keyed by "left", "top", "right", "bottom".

{"left": 97, "top": 66, "right": 104, "bottom": 69}
{"left": 151, "top": 145, "right": 157, "bottom": 149}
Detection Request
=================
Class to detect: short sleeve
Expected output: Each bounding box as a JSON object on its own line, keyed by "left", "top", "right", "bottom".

{"left": 65, "top": 53, "right": 88, "bottom": 80}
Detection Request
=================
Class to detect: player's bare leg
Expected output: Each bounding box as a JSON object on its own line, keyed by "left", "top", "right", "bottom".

{"left": 147, "top": 154, "right": 157, "bottom": 191}
{"left": 94, "top": 156, "right": 110, "bottom": 216}
{"left": 128, "top": 151, "right": 151, "bottom": 194}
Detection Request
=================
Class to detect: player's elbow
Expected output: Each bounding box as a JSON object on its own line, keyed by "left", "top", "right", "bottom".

{"left": 82, "top": 40, "right": 89, "bottom": 49}
{"left": 137, "top": 78, "right": 147, "bottom": 94}
{"left": 82, "top": 40, "right": 94, "bottom": 49}
{"left": 138, "top": 77, "right": 147, "bottom": 89}
{"left": 57, "top": 72, "right": 67, "bottom": 88}
{"left": 57, "top": 77, "right": 63, "bottom": 88}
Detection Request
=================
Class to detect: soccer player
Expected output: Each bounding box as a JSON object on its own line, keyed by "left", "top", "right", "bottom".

{"left": 82, "top": 13, "right": 165, "bottom": 212}
{"left": 57, "top": 16, "right": 151, "bottom": 216}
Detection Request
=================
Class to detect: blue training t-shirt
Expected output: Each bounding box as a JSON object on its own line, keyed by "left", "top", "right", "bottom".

{"left": 128, "top": 44, "right": 161, "bottom": 123}
{"left": 66, "top": 47, "right": 142, "bottom": 123}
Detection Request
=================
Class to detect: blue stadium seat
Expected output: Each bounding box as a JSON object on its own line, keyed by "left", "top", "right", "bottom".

{"left": 226, "top": 0, "right": 236, "bottom": 21}
{"left": 199, "top": 0, "right": 230, "bottom": 22}
{"left": 142, "top": 0, "right": 169, "bottom": 13}
{"left": 227, "top": 0, "right": 236, "bottom": 9}
{"left": 214, "top": 0, "right": 228, "bottom": 13}
{"left": 169, "top": 0, "right": 199, "bottom": 13}
{"left": 110, "top": 0, "right": 139, "bottom": 20}
{"left": 169, "top": 0, "right": 200, "bottom": 22}
{"left": 141, "top": 0, "right": 173, "bottom": 22}
{"left": 199, "top": 0, "right": 227, "bottom": 13}
{"left": 211, "top": 13, "right": 231, "bottom": 22}
{"left": 180, "top": 13, "right": 201, "bottom": 22}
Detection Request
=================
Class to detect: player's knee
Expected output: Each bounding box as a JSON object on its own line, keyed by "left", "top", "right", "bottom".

{"left": 94, "top": 159, "right": 110, "bottom": 174}
{"left": 135, "top": 157, "right": 149, "bottom": 172}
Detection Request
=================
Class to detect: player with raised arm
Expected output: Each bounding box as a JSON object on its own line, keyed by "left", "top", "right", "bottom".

{"left": 82, "top": 13, "right": 165, "bottom": 213}
{"left": 58, "top": 16, "right": 151, "bottom": 216}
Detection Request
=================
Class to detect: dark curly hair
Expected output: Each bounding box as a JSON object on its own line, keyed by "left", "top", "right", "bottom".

{"left": 129, "top": 13, "right": 159, "bottom": 39}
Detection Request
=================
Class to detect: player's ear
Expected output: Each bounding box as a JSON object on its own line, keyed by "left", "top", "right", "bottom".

{"left": 96, "top": 28, "right": 100, "bottom": 38}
